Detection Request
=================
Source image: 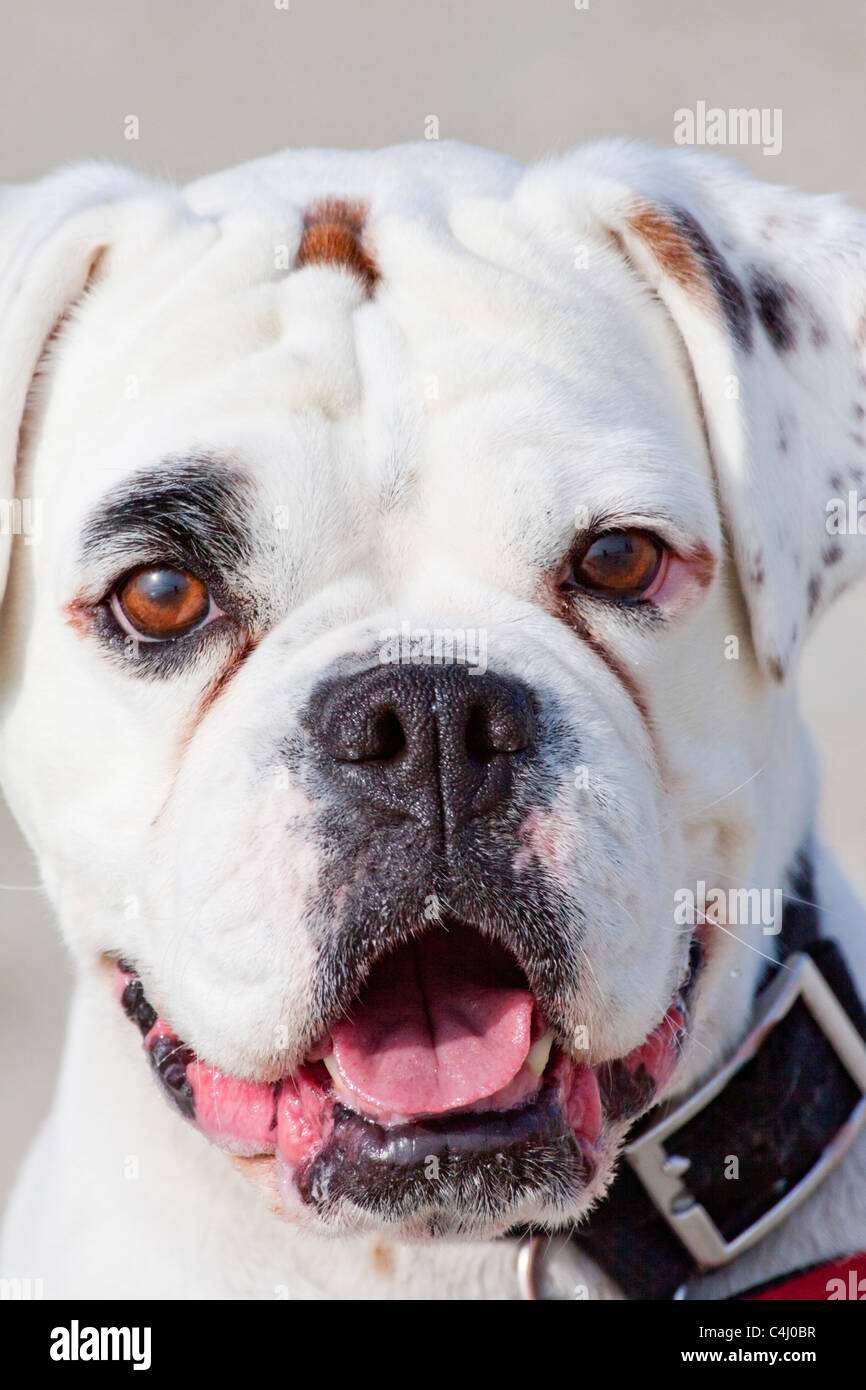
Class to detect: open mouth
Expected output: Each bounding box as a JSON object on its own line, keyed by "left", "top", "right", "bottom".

{"left": 114, "top": 923, "right": 702, "bottom": 1232}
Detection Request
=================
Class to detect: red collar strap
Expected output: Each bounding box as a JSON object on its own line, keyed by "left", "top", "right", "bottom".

{"left": 736, "top": 1251, "right": 866, "bottom": 1301}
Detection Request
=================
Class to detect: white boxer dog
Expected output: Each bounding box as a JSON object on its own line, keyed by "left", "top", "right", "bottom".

{"left": 2, "top": 140, "right": 866, "bottom": 1300}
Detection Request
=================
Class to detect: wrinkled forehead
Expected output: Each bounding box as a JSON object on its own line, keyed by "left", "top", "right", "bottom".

{"left": 40, "top": 164, "right": 718, "bottom": 582}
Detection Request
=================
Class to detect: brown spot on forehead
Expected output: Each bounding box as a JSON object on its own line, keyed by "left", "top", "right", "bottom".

{"left": 371, "top": 1243, "right": 395, "bottom": 1278}
{"left": 296, "top": 198, "right": 379, "bottom": 294}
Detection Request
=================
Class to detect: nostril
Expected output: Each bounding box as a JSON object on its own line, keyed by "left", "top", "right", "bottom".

{"left": 368, "top": 708, "right": 406, "bottom": 762}
{"left": 465, "top": 704, "right": 494, "bottom": 761}
{"left": 465, "top": 700, "right": 532, "bottom": 761}
{"left": 334, "top": 706, "right": 406, "bottom": 764}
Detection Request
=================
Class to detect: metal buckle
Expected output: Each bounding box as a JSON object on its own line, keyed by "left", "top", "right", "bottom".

{"left": 625, "top": 952, "right": 866, "bottom": 1270}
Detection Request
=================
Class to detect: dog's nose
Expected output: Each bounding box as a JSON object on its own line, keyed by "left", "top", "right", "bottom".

{"left": 306, "top": 664, "right": 537, "bottom": 832}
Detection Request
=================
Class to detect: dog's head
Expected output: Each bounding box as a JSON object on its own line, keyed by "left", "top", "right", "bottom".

{"left": 1, "top": 142, "right": 864, "bottom": 1237}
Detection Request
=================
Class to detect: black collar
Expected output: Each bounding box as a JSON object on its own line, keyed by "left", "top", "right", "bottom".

{"left": 569, "top": 851, "right": 866, "bottom": 1300}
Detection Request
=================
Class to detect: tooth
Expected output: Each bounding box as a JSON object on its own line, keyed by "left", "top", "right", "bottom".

{"left": 526, "top": 1029, "right": 554, "bottom": 1077}
{"left": 322, "top": 1053, "right": 344, "bottom": 1091}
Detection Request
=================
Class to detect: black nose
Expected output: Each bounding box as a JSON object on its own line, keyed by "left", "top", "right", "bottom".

{"left": 305, "top": 664, "right": 537, "bottom": 834}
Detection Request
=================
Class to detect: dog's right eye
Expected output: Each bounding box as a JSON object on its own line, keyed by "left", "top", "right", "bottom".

{"left": 111, "top": 565, "right": 217, "bottom": 641}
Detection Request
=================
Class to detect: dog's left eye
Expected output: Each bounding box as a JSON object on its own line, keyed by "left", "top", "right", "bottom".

{"left": 110, "top": 565, "right": 217, "bottom": 641}
{"left": 561, "top": 529, "right": 666, "bottom": 602}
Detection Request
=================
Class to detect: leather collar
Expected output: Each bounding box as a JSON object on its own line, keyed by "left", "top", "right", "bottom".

{"left": 531, "top": 851, "right": 866, "bottom": 1300}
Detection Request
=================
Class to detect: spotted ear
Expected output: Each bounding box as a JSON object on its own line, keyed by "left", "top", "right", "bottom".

{"left": 537, "top": 142, "right": 866, "bottom": 681}
{"left": 0, "top": 164, "right": 181, "bottom": 606}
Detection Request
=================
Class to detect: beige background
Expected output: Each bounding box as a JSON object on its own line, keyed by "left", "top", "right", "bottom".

{"left": 1, "top": 0, "right": 865, "bottom": 1204}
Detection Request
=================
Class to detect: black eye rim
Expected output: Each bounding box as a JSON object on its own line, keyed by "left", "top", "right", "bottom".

{"left": 559, "top": 528, "right": 667, "bottom": 604}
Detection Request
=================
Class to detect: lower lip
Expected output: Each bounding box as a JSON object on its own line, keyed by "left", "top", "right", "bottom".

{"left": 115, "top": 964, "right": 685, "bottom": 1191}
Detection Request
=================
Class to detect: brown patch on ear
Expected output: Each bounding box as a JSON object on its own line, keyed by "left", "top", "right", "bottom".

{"left": 296, "top": 199, "right": 379, "bottom": 294}
{"left": 628, "top": 202, "right": 713, "bottom": 308}
{"left": 627, "top": 201, "right": 753, "bottom": 351}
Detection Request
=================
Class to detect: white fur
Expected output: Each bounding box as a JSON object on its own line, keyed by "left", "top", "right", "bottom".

{"left": 1, "top": 139, "right": 866, "bottom": 1298}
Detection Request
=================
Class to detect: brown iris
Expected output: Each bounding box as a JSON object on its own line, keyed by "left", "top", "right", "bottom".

{"left": 116, "top": 566, "right": 211, "bottom": 639}
{"left": 566, "top": 529, "right": 664, "bottom": 601}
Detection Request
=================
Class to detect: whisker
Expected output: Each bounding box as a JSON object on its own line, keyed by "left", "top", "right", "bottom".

{"left": 692, "top": 905, "right": 792, "bottom": 971}
{"left": 659, "top": 762, "right": 768, "bottom": 831}
{"left": 700, "top": 864, "right": 844, "bottom": 922}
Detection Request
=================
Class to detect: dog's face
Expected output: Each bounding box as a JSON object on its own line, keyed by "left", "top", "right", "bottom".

{"left": 2, "top": 143, "right": 865, "bottom": 1237}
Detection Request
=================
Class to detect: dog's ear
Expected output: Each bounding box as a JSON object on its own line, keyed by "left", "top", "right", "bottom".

{"left": 0, "top": 164, "right": 183, "bottom": 604}
{"left": 533, "top": 143, "right": 866, "bottom": 680}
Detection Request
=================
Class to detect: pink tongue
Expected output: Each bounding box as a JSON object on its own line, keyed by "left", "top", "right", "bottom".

{"left": 330, "top": 931, "right": 534, "bottom": 1117}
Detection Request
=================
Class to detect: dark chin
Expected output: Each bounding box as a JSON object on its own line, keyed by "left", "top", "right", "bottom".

{"left": 296, "top": 1083, "right": 594, "bottom": 1234}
